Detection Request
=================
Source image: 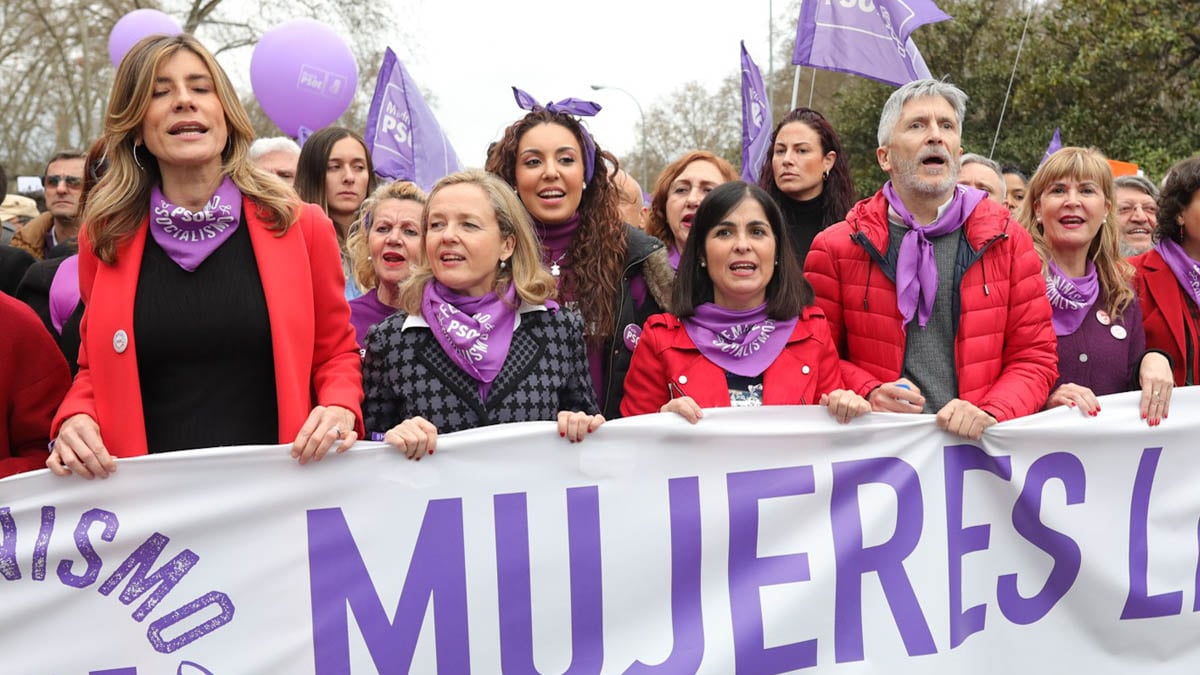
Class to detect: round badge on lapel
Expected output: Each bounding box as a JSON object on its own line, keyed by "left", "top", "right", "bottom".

{"left": 1095, "top": 310, "right": 1111, "bottom": 326}
{"left": 801, "top": 365, "right": 811, "bottom": 375}
{"left": 113, "top": 329, "right": 129, "bottom": 354}
{"left": 1110, "top": 325, "right": 1127, "bottom": 340}
{"left": 622, "top": 323, "right": 642, "bottom": 352}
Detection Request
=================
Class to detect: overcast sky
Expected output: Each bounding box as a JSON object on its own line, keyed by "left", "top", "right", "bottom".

{"left": 389, "top": 0, "right": 786, "bottom": 168}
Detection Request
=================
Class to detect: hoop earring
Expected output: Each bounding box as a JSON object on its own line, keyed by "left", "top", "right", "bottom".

{"left": 132, "top": 141, "right": 145, "bottom": 172}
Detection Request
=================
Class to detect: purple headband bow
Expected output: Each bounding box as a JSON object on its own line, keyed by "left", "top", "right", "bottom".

{"left": 511, "top": 87, "right": 601, "bottom": 182}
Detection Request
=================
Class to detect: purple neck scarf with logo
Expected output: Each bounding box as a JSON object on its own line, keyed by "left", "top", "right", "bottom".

{"left": 883, "top": 182, "right": 986, "bottom": 327}
{"left": 1045, "top": 259, "right": 1099, "bottom": 336}
{"left": 422, "top": 280, "right": 519, "bottom": 399}
{"left": 683, "top": 302, "right": 798, "bottom": 377}
{"left": 1155, "top": 239, "right": 1200, "bottom": 310}
{"left": 49, "top": 254, "right": 80, "bottom": 335}
{"left": 149, "top": 177, "right": 242, "bottom": 272}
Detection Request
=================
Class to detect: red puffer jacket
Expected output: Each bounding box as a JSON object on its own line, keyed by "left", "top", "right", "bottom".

{"left": 620, "top": 307, "right": 842, "bottom": 415}
{"left": 803, "top": 191, "right": 1057, "bottom": 422}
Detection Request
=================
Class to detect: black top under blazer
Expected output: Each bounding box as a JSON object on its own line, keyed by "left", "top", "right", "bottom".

{"left": 362, "top": 305, "right": 600, "bottom": 435}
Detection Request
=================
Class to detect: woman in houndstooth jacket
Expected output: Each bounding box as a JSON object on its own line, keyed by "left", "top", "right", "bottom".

{"left": 362, "top": 170, "right": 603, "bottom": 459}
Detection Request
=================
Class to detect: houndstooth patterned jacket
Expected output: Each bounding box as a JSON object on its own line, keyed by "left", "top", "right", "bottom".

{"left": 362, "top": 305, "right": 599, "bottom": 435}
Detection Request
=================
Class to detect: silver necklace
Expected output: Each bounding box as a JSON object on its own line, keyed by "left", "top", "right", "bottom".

{"left": 549, "top": 250, "right": 568, "bottom": 277}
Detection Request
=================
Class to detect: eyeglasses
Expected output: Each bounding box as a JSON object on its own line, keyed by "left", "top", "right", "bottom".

{"left": 44, "top": 175, "right": 82, "bottom": 189}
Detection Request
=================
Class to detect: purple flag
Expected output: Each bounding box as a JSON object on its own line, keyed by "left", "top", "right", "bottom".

{"left": 1040, "top": 127, "right": 1062, "bottom": 166}
{"left": 364, "top": 48, "right": 461, "bottom": 191}
{"left": 792, "top": 0, "right": 950, "bottom": 87}
{"left": 740, "top": 42, "right": 773, "bottom": 183}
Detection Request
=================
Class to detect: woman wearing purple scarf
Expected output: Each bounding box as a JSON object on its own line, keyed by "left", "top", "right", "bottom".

{"left": 644, "top": 151, "right": 738, "bottom": 270}
{"left": 485, "top": 89, "right": 674, "bottom": 420}
{"left": 1132, "top": 156, "right": 1200, "bottom": 390}
{"left": 47, "top": 34, "right": 362, "bottom": 477}
{"left": 621, "top": 181, "right": 869, "bottom": 423}
{"left": 362, "top": 170, "right": 603, "bottom": 459}
{"left": 345, "top": 181, "right": 426, "bottom": 350}
{"left": 1020, "top": 148, "right": 1172, "bottom": 424}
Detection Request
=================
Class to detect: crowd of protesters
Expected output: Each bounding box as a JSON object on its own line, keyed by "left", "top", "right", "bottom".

{"left": 2, "top": 32, "right": 1197, "bottom": 479}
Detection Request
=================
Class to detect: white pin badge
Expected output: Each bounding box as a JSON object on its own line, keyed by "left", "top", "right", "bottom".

{"left": 113, "top": 329, "right": 129, "bottom": 354}
{"left": 1110, "top": 325, "right": 1127, "bottom": 340}
{"left": 1096, "top": 310, "right": 1111, "bottom": 326}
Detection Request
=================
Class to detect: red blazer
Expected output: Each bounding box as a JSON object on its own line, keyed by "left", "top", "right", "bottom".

{"left": 1131, "top": 249, "right": 1198, "bottom": 386}
{"left": 52, "top": 198, "right": 363, "bottom": 457}
{"left": 1, "top": 293, "right": 71, "bottom": 478}
{"left": 620, "top": 307, "right": 843, "bottom": 416}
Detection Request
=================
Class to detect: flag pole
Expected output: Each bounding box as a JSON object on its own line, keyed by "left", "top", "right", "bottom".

{"left": 988, "top": 1, "right": 1035, "bottom": 160}
{"left": 807, "top": 69, "right": 816, "bottom": 107}
{"left": 790, "top": 66, "right": 801, "bottom": 109}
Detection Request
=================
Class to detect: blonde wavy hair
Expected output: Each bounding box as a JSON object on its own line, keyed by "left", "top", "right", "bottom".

{"left": 1018, "top": 146, "right": 1134, "bottom": 321}
{"left": 345, "top": 181, "right": 427, "bottom": 290}
{"left": 398, "top": 170, "right": 557, "bottom": 314}
{"left": 83, "top": 33, "right": 296, "bottom": 263}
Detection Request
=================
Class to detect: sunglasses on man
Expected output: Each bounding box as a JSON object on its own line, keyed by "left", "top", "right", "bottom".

{"left": 44, "top": 174, "right": 83, "bottom": 189}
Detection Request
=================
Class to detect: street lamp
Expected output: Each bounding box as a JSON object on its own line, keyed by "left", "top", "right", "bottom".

{"left": 590, "top": 84, "right": 648, "bottom": 190}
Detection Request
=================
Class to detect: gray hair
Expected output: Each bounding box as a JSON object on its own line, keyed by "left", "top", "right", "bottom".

{"left": 248, "top": 136, "right": 301, "bottom": 161}
{"left": 1114, "top": 174, "right": 1159, "bottom": 200}
{"left": 877, "top": 79, "right": 968, "bottom": 146}
{"left": 960, "top": 153, "right": 1005, "bottom": 197}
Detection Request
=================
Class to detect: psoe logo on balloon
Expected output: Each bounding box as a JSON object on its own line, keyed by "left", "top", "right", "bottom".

{"left": 297, "top": 65, "right": 349, "bottom": 99}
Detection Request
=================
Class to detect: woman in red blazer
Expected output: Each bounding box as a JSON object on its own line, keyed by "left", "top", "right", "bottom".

{"left": 621, "top": 181, "right": 869, "bottom": 423}
{"left": 1131, "top": 156, "right": 1200, "bottom": 387}
{"left": 48, "top": 34, "right": 362, "bottom": 478}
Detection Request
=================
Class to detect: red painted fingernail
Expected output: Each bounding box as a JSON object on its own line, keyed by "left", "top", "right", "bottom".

{"left": 560, "top": 432, "right": 566, "bottom": 438}
{"left": 1068, "top": 401, "right": 1076, "bottom": 407}
{"left": 429, "top": 449, "right": 435, "bottom": 455}
{"left": 1096, "top": 406, "right": 1101, "bottom": 412}
{"left": 1142, "top": 412, "right": 1147, "bottom": 419}
{"left": 588, "top": 428, "right": 594, "bottom": 433}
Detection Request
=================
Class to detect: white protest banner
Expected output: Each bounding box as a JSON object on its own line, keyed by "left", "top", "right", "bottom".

{"left": 3, "top": 389, "right": 1200, "bottom": 673}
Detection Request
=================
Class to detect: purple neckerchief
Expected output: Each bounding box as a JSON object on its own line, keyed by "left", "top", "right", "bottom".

{"left": 667, "top": 244, "right": 681, "bottom": 271}
{"left": 1045, "top": 259, "right": 1098, "bottom": 336}
{"left": 422, "top": 280, "right": 519, "bottom": 400}
{"left": 149, "top": 177, "right": 242, "bottom": 272}
{"left": 883, "top": 182, "right": 987, "bottom": 327}
{"left": 49, "top": 254, "right": 80, "bottom": 335}
{"left": 512, "top": 87, "right": 601, "bottom": 182}
{"left": 1155, "top": 239, "right": 1200, "bottom": 310}
{"left": 682, "top": 302, "right": 799, "bottom": 378}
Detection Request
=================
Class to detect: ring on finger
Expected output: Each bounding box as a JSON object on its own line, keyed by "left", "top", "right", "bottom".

{"left": 331, "top": 426, "right": 342, "bottom": 437}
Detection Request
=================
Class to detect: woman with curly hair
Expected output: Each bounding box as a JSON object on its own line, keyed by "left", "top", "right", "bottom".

{"left": 756, "top": 107, "right": 856, "bottom": 267}
{"left": 1019, "top": 147, "right": 1172, "bottom": 424}
{"left": 644, "top": 151, "right": 738, "bottom": 270}
{"left": 1131, "top": 156, "right": 1200, "bottom": 388}
{"left": 485, "top": 88, "right": 673, "bottom": 418}
{"left": 344, "top": 180, "right": 426, "bottom": 348}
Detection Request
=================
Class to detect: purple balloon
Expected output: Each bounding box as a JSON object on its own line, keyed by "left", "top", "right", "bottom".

{"left": 250, "top": 19, "right": 358, "bottom": 137}
{"left": 108, "top": 9, "right": 182, "bottom": 68}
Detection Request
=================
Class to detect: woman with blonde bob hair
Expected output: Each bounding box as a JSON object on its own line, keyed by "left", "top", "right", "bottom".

{"left": 1018, "top": 147, "right": 1172, "bottom": 424}
{"left": 48, "top": 33, "right": 363, "bottom": 477}
{"left": 345, "top": 180, "right": 426, "bottom": 347}
{"left": 363, "top": 170, "right": 603, "bottom": 459}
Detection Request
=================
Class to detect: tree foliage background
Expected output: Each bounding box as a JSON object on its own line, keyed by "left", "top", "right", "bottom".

{"left": 0, "top": 0, "right": 393, "bottom": 179}
{"left": 621, "top": 0, "right": 1200, "bottom": 198}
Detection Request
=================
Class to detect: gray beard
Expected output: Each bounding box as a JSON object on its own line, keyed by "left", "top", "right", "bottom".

{"left": 891, "top": 156, "right": 959, "bottom": 198}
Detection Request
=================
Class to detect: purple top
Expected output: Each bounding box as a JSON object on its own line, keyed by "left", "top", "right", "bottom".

{"left": 1054, "top": 292, "right": 1146, "bottom": 397}
{"left": 349, "top": 288, "right": 395, "bottom": 349}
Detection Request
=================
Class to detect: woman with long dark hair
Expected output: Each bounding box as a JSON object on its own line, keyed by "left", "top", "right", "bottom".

{"left": 485, "top": 89, "right": 673, "bottom": 418}
{"left": 294, "top": 126, "right": 378, "bottom": 299}
{"left": 757, "top": 108, "right": 855, "bottom": 267}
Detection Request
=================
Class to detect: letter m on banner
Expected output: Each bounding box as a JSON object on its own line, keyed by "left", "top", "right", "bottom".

{"left": 792, "top": 0, "right": 951, "bottom": 86}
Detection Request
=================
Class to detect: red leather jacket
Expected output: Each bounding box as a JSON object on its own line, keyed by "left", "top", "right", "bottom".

{"left": 52, "top": 199, "right": 363, "bottom": 456}
{"left": 803, "top": 191, "right": 1057, "bottom": 422}
{"left": 620, "top": 307, "right": 842, "bottom": 415}
{"left": 1131, "top": 248, "right": 1199, "bottom": 386}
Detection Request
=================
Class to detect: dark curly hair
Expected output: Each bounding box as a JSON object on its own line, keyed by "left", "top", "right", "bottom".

{"left": 756, "top": 107, "right": 856, "bottom": 229}
{"left": 485, "top": 110, "right": 625, "bottom": 344}
{"left": 1156, "top": 157, "right": 1200, "bottom": 246}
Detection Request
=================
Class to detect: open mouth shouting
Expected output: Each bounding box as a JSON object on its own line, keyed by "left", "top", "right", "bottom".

{"left": 168, "top": 121, "right": 209, "bottom": 137}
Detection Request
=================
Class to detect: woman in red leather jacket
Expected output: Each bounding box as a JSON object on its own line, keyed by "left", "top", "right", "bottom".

{"left": 621, "top": 181, "right": 869, "bottom": 424}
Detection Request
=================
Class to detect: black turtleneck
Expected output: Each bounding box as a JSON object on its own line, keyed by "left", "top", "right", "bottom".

{"left": 776, "top": 191, "right": 827, "bottom": 270}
